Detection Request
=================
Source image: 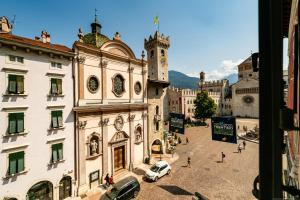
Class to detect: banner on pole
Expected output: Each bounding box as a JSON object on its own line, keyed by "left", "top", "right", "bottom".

{"left": 211, "top": 116, "right": 237, "bottom": 143}
{"left": 169, "top": 113, "right": 185, "bottom": 134}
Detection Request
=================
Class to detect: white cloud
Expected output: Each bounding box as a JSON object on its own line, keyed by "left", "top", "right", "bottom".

{"left": 186, "top": 59, "right": 243, "bottom": 81}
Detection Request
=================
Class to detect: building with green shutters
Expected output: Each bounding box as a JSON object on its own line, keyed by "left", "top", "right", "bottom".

{"left": 0, "top": 17, "right": 75, "bottom": 200}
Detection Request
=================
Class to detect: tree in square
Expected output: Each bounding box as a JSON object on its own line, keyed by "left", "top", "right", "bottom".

{"left": 194, "top": 91, "right": 217, "bottom": 122}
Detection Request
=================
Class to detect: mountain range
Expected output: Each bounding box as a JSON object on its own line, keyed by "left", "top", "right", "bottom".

{"left": 168, "top": 70, "right": 238, "bottom": 90}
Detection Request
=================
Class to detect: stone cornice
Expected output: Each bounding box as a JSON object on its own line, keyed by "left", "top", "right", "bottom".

{"left": 74, "top": 41, "right": 144, "bottom": 66}
{"left": 73, "top": 103, "right": 148, "bottom": 113}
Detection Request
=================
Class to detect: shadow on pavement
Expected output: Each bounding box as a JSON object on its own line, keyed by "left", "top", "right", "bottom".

{"left": 158, "top": 185, "right": 193, "bottom": 196}
{"left": 133, "top": 168, "right": 145, "bottom": 175}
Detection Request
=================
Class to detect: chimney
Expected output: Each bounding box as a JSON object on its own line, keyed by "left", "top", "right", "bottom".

{"left": 46, "top": 32, "right": 51, "bottom": 43}
{"left": 41, "top": 31, "right": 50, "bottom": 43}
{"left": 41, "top": 31, "right": 47, "bottom": 43}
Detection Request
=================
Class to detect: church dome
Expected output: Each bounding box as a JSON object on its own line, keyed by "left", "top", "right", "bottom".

{"left": 82, "top": 32, "right": 110, "bottom": 48}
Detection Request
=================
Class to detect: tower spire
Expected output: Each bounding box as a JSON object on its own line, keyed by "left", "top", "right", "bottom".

{"left": 91, "top": 9, "right": 101, "bottom": 34}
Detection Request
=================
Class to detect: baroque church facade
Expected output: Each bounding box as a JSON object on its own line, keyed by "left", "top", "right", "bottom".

{"left": 73, "top": 18, "right": 148, "bottom": 196}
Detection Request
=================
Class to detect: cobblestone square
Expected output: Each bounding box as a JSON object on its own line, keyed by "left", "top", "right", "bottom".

{"left": 137, "top": 119, "right": 258, "bottom": 200}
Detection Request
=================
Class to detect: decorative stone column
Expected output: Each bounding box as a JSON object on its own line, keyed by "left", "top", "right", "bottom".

{"left": 100, "top": 117, "right": 109, "bottom": 181}
{"left": 142, "top": 68, "right": 148, "bottom": 102}
{"left": 128, "top": 114, "right": 135, "bottom": 170}
{"left": 129, "top": 63, "right": 134, "bottom": 103}
{"left": 101, "top": 59, "right": 108, "bottom": 104}
{"left": 77, "top": 57, "right": 85, "bottom": 100}
{"left": 142, "top": 113, "right": 148, "bottom": 160}
{"left": 77, "top": 119, "right": 88, "bottom": 196}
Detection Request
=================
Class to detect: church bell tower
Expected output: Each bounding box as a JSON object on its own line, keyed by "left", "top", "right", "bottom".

{"left": 144, "top": 31, "right": 170, "bottom": 82}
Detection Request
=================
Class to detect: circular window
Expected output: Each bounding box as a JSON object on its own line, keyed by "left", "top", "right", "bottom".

{"left": 243, "top": 95, "right": 254, "bottom": 104}
{"left": 134, "top": 82, "right": 142, "bottom": 95}
{"left": 113, "top": 74, "right": 125, "bottom": 97}
{"left": 87, "top": 76, "right": 99, "bottom": 93}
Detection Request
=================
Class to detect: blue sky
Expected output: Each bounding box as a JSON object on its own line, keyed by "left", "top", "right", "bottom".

{"left": 2, "top": 0, "right": 264, "bottom": 80}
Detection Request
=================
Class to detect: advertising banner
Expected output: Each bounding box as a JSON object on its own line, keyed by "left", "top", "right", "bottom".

{"left": 211, "top": 116, "right": 237, "bottom": 143}
{"left": 169, "top": 113, "right": 185, "bottom": 134}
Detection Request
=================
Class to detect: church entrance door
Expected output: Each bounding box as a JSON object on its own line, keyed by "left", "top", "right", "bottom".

{"left": 114, "top": 145, "right": 125, "bottom": 172}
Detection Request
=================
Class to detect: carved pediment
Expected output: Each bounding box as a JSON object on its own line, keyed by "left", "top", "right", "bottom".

{"left": 108, "top": 47, "right": 128, "bottom": 57}
{"left": 109, "top": 131, "right": 129, "bottom": 144}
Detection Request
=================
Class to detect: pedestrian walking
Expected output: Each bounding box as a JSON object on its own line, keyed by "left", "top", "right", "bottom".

{"left": 238, "top": 144, "right": 242, "bottom": 153}
{"left": 187, "top": 156, "right": 191, "bottom": 167}
{"left": 221, "top": 152, "right": 225, "bottom": 163}
{"left": 186, "top": 137, "right": 189, "bottom": 144}
{"left": 109, "top": 175, "right": 114, "bottom": 185}
{"left": 243, "top": 140, "right": 246, "bottom": 150}
{"left": 104, "top": 173, "right": 110, "bottom": 188}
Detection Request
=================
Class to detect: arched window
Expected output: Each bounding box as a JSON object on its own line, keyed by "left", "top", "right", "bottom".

{"left": 27, "top": 181, "right": 53, "bottom": 200}
{"left": 135, "top": 125, "right": 143, "bottom": 143}
{"left": 156, "top": 122, "right": 159, "bottom": 131}
{"left": 112, "top": 74, "right": 125, "bottom": 97}
{"left": 59, "top": 176, "right": 72, "bottom": 200}
{"left": 150, "top": 50, "right": 154, "bottom": 58}
{"left": 161, "top": 49, "right": 165, "bottom": 57}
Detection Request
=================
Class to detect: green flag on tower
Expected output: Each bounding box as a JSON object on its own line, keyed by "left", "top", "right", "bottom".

{"left": 154, "top": 16, "right": 159, "bottom": 25}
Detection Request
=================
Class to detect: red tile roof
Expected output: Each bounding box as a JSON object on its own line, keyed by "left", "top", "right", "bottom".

{"left": 0, "top": 33, "right": 73, "bottom": 55}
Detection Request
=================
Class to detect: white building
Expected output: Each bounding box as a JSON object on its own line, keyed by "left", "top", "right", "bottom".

{"left": 73, "top": 17, "right": 148, "bottom": 196}
{"left": 0, "top": 17, "right": 75, "bottom": 200}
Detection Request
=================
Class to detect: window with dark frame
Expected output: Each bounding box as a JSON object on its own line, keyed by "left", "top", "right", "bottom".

{"left": 8, "top": 151, "right": 24, "bottom": 175}
{"left": 51, "top": 110, "right": 63, "bottom": 128}
{"left": 51, "top": 143, "right": 63, "bottom": 163}
{"left": 9, "top": 55, "right": 24, "bottom": 63}
{"left": 8, "top": 113, "right": 24, "bottom": 134}
{"left": 50, "top": 78, "right": 62, "bottom": 95}
{"left": 8, "top": 74, "right": 24, "bottom": 94}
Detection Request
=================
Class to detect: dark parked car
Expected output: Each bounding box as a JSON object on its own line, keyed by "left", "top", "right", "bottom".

{"left": 101, "top": 176, "right": 140, "bottom": 200}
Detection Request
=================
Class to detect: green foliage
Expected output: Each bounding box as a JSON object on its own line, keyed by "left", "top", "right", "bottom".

{"left": 194, "top": 91, "right": 217, "bottom": 121}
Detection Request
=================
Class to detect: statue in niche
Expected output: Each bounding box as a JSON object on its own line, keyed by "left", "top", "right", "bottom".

{"left": 90, "top": 139, "right": 98, "bottom": 155}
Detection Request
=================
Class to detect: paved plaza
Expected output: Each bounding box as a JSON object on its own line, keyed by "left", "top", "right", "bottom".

{"left": 136, "top": 119, "right": 258, "bottom": 200}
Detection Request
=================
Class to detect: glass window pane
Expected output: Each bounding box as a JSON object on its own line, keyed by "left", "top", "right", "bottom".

{"left": 17, "top": 113, "right": 24, "bottom": 133}
{"left": 58, "top": 145, "right": 63, "bottom": 160}
{"left": 17, "top": 56, "right": 24, "bottom": 63}
{"left": 16, "top": 76, "right": 24, "bottom": 93}
{"left": 52, "top": 111, "right": 58, "bottom": 128}
{"left": 9, "top": 157, "right": 17, "bottom": 175}
{"left": 9, "top": 55, "right": 16, "bottom": 61}
{"left": 51, "top": 79, "right": 58, "bottom": 94}
{"left": 8, "top": 75, "right": 17, "bottom": 93}
{"left": 17, "top": 152, "right": 24, "bottom": 172}
{"left": 52, "top": 145, "right": 58, "bottom": 162}
{"left": 57, "top": 79, "right": 62, "bottom": 94}
{"left": 9, "top": 113, "right": 17, "bottom": 134}
{"left": 57, "top": 63, "right": 62, "bottom": 68}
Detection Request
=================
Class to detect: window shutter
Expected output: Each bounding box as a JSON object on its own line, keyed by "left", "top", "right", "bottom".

{"left": 58, "top": 111, "right": 63, "bottom": 127}
{"left": 17, "top": 113, "right": 24, "bottom": 133}
{"left": 9, "top": 113, "right": 17, "bottom": 134}
{"left": 52, "top": 111, "right": 58, "bottom": 128}
{"left": 52, "top": 145, "right": 58, "bottom": 162}
{"left": 17, "top": 76, "right": 24, "bottom": 94}
{"left": 17, "top": 152, "right": 24, "bottom": 172}
{"left": 8, "top": 75, "right": 16, "bottom": 93}
{"left": 51, "top": 79, "right": 58, "bottom": 94}
{"left": 9, "top": 154, "right": 17, "bottom": 175}
{"left": 57, "top": 79, "right": 62, "bottom": 94}
{"left": 58, "top": 144, "right": 63, "bottom": 160}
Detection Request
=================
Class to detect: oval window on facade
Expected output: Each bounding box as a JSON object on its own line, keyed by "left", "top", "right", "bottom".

{"left": 87, "top": 76, "right": 99, "bottom": 93}
{"left": 113, "top": 74, "right": 125, "bottom": 97}
{"left": 134, "top": 82, "right": 142, "bottom": 95}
